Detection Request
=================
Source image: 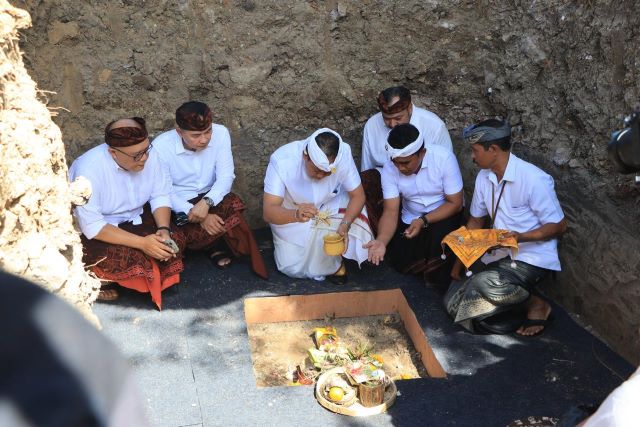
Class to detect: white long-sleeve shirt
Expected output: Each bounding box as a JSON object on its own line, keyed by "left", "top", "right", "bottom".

{"left": 361, "top": 105, "right": 452, "bottom": 171}
{"left": 68, "top": 144, "right": 171, "bottom": 239}
{"left": 153, "top": 125, "right": 235, "bottom": 213}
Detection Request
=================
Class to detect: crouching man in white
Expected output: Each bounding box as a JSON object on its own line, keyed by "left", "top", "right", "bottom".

{"left": 263, "top": 128, "right": 372, "bottom": 284}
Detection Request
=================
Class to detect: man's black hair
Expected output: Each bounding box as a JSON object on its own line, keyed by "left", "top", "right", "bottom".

{"left": 388, "top": 123, "right": 421, "bottom": 150}
{"left": 176, "top": 101, "right": 209, "bottom": 119}
{"left": 380, "top": 86, "right": 411, "bottom": 105}
{"left": 475, "top": 119, "right": 512, "bottom": 151}
{"left": 315, "top": 132, "right": 340, "bottom": 159}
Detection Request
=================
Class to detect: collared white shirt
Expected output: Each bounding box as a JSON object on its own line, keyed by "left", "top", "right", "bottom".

{"left": 470, "top": 153, "right": 565, "bottom": 271}
{"left": 264, "top": 139, "right": 361, "bottom": 207}
{"left": 381, "top": 144, "right": 463, "bottom": 225}
{"left": 153, "top": 125, "right": 235, "bottom": 214}
{"left": 68, "top": 144, "right": 171, "bottom": 239}
{"left": 361, "top": 105, "right": 453, "bottom": 171}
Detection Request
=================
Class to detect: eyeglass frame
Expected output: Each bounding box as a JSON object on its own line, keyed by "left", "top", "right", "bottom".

{"left": 109, "top": 143, "right": 153, "bottom": 162}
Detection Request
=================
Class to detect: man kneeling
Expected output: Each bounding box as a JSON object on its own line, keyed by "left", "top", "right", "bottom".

{"left": 154, "top": 101, "right": 267, "bottom": 278}
{"left": 263, "top": 128, "right": 372, "bottom": 284}
{"left": 445, "top": 119, "right": 567, "bottom": 336}
{"left": 364, "top": 124, "right": 463, "bottom": 286}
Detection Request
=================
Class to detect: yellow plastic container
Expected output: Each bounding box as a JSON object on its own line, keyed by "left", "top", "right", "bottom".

{"left": 323, "top": 233, "right": 345, "bottom": 256}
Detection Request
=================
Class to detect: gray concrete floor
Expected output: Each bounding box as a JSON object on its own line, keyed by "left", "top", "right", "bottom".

{"left": 94, "top": 232, "right": 632, "bottom": 427}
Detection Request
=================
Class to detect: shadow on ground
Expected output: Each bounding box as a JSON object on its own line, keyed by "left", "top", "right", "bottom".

{"left": 94, "top": 229, "right": 633, "bottom": 427}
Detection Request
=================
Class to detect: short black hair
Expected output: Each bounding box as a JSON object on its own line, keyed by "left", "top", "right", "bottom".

{"left": 380, "top": 86, "right": 411, "bottom": 105}
{"left": 474, "top": 119, "right": 512, "bottom": 151}
{"left": 388, "top": 123, "right": 420, "bottom": 150}
{"left": 314, "top": 132, "right": 340, "bottom": 159}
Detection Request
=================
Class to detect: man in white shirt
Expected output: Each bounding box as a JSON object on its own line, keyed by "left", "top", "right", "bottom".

{"left": 360, "top": 86, "right": 453, "bottom": 235}
{"left": 69, "top": 117, "right": 185, "bottom": 309}
{"left": 154, "top": 101, "right": 267, "bottom": 278}
{"left": 364, "top": 124, "right": 463, "bottom": 286}
{"left": 445, "top": 119, "right": 567, "bottom": 336}
{"left": 263, "top": 128, "right": 372, "bottom": 284}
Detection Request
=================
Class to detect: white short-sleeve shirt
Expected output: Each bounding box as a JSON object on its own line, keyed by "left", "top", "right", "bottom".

{"left": 361, "top": 105, "right": 453, "bottom": 171}
{"left": 264, "top": 139, "right": 361, "bottom": 208}
{"left": 381, "top": 144, "right": 463, "bottom": 224}
{"left": 153, "top": 125, "right": 235, "bottom": 213}
{"left": 68, "top": 144, "right": 171, "bottom": 239}
{"left": 470, "top": 153, "right": 565, "bottom": 271}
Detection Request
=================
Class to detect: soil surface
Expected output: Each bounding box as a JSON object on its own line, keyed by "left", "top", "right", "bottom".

{"left": 248, "top": 314, "right": 428, "bottom": 387}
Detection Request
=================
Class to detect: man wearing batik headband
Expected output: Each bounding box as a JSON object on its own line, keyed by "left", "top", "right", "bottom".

{"left": 263, "top": 128, "right": 372, "bottom": 284}
{"left": 360, "top": 86, "right": 453, "bottom": 235}
{"left": 444, "top": 119, "right": 567, "bottom": 336}
{"left": 154, "top": 101, "right": 267, "bottom": 278}
{"left": 364, "top": 123, "right": 463, "bottom": 286}
{"left": 69, "top": 117, "right": 186, "bottom": 309}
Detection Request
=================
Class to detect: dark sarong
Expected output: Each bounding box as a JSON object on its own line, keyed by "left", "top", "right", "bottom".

{"left": 444, "top": 257, "right": 549, "bottom": 333}
{"left": 388, "top": 211, "right": 463, "bottom": 286}
{"left": 360, "top": 169, "right": 383, "bottom": 237}
{"left": 177, "top": 192, "right": 268, "bottom": 279}
{"left": 81, "top": 204, "right": 187, "bottom": 310}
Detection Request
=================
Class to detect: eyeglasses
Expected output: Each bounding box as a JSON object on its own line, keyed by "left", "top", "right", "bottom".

{"left": 111, "top": 143, "right": 153, "bottom": 162}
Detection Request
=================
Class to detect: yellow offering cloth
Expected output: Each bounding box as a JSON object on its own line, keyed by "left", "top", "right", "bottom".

{"left": 441, "top": 226, "right": 518, "bottom": 269}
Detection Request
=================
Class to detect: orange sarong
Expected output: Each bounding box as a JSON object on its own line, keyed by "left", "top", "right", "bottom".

{"left": 441, "top": 226, "right": 519, "bottom": 269}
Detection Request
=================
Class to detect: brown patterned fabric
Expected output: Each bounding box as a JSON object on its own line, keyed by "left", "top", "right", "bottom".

{"left": 81, "top": 204, "right": 186, "bottom": 309}
{"left": 377, "top": 92, "right": 411, "bottom": 114}
{"left": 360, "top": 169, "right": 383, "bottom": 236}
{"left": 178, "top": 192, "right": 268, "bottom": 279}
{"left": 104, "top": 117, "right": 148, "bottom": 147}
{"left": 176, "top": 105, "right": 212, "bottom": 131}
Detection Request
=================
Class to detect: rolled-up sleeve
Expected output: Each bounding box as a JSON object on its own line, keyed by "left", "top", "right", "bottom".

{"left": 205, "top": 127, "right": 235, "bottom": 205}
{"left": 530, "top": 174, "right": 564, "bottom": 224}
{"left": 264, "top": 160, "right": 286, "bottom": 198}
{"left": 381, "top": 161, "right": 400, "bottom": 200}
{"left": 469, "top": 175, "right": 489, "bottom": 218}
{"left": 73, "top": 183, "right": 108, "bottom": 240}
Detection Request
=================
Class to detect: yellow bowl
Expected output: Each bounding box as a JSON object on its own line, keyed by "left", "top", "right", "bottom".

{"left": 323, "top": 233, "right": 345, "bottom": 256}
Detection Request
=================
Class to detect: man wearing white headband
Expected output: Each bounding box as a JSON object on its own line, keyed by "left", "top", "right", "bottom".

{"left": 360, "top": 86, "right": 453, "bottom": 236}
{"left": 445, "top": 118, "right": 567, "bottom": 337}
{"left": 364, "top": 123, "right": 463, "bottom": 286}
{"left": 263, "top": 128, "right": 372, "bottom": 283}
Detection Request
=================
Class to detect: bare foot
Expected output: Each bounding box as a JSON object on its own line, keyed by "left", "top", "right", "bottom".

{"left": 97, "top": 288, "right": 119, "bottom": 301}
{"left": 210, "top": 251, "right": 232, "bottom": 268}
{"left": 516, "top": 295, "right": 552, "bottom": 336}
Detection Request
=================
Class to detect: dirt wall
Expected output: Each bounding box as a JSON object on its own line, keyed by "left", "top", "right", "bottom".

{"left": 17, "top": 0, "right": 640, "bottom": 362}
{"left": 0, "top": 0, "right": 99, "bottom": 322}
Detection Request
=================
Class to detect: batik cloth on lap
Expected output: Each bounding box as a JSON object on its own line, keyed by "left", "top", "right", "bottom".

{"left": 359, "top": 169, "right": 383, "bottom": 236}
{"left": 388, "top": 211, "right": 463, "bottom": 285}
{"left": 81, "top": 205, "right": 186, "bottom": 310}
{"left": 443, "top": 257, "right": 548, "bottom": 331}
{"left": 441, "top": 226, "right": 519, "bottom": 269}
{"left": 178, "top": 192, "right": 268, "bottom": 279}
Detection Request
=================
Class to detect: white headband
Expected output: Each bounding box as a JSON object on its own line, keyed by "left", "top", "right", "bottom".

{"left": 385, "top": 130, "right": 424, "bottom": 159}
{"left": 305, "top": 127, "right": 343, "bottom": 172}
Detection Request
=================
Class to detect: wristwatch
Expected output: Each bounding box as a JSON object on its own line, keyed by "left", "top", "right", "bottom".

{"left": 203, "top": 197, "right": 215, "bottom": 208}
{"left": 420, "top": 214, "right": 429, "bottom": 229}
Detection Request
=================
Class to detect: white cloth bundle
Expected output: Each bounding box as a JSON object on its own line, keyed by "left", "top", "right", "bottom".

{"left": 384, "top": 130, "right": 424, "bottom": 159}
{"left": 306, "top": 128, "right": 344, "bottom": 172}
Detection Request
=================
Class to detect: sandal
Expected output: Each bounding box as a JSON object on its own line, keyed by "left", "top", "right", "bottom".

{"left": 327, "top": 263, "right": 348, "bottom": 285}
{"left": 516, "top": 314, "right": 555, "bottom": 337}
{"left": 97, "top": 287, "right": 119, "bottom": 301}
{"left": 210, "top": 250, "right": 232, "bottom": 269}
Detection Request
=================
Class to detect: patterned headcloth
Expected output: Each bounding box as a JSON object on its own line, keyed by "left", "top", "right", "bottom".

{"left": 175, "top": 101, "right": 213, "bottom": 131}
{"left": 463, "top": 120, "right": 512, "bottom": 144}
{"left": 104, "top": 117, "right": 148, "bottom": 147}
{"left": 377, "top": 91, "right": 411, "bottom": 114}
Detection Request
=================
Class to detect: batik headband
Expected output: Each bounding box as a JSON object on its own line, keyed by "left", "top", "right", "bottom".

{"left": 463, "top": 121, "right": 511, "bottom": 144}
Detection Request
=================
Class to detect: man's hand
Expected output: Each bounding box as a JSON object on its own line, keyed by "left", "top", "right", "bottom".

{"left": 201, "top": 213, "right": 225, "bottom": 235}
{"left": 155, "top": 228, "right": 171, "bottom": 241}
{"left": 501, "top": 230, "right": 522, "bottom": 242}
{"left": 188, "top": 199, "right": 210, "bottom": 223}
{"left": 296, "top": 203, "right": 318, "bottom": 222}
{"left": 403, "top": 218, "right": 423, "bottom": 239}
{"left": 363, "top": 239, "right": 386, "bottom": 265}
{"left": 139, "top": 234, "right": 176, "bottom": 261}
{"left": 337, "top": 222, "right": 350, "bottom": 255}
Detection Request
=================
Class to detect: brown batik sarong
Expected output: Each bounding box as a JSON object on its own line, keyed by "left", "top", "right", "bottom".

{"left": 388, "top": 211, "right": 464, "bottom": 285}
{"left": 360, "top": 169, "right": 383, "bottom": 236}
{"left": 81, "top": 205, "right": 187, "bottom": 310}
{"left": 178, "top": 192, "right": 268, "bottom": 279}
